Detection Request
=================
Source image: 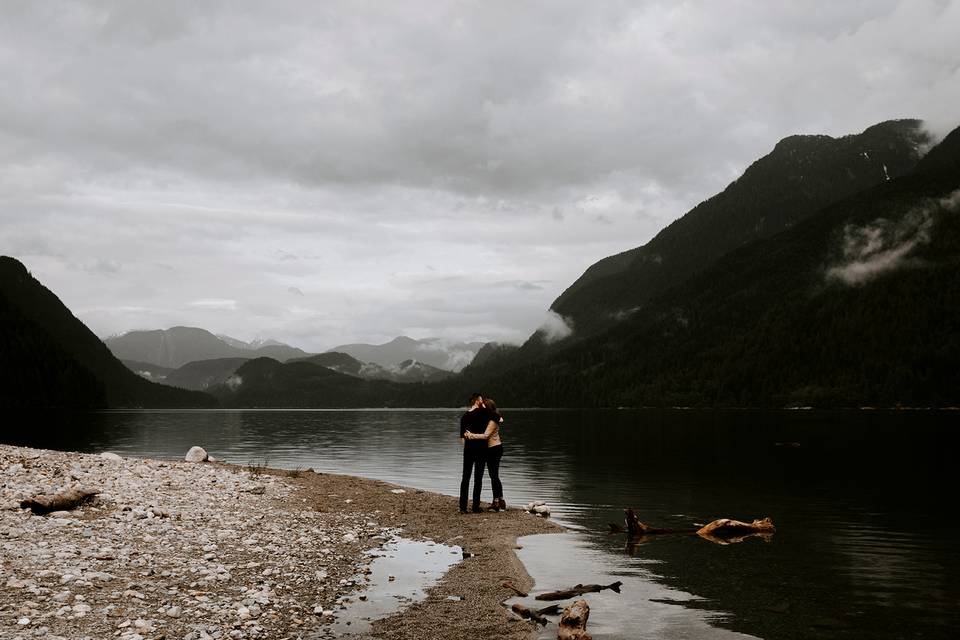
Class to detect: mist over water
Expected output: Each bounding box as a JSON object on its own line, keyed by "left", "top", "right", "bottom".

{"left": 6, "top": 408, "right": 957, "bottom": 639}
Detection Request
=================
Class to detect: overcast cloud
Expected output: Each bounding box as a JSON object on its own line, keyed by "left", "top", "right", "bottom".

{"left": 2, "top": 1, "right": 958, "bottom": 350}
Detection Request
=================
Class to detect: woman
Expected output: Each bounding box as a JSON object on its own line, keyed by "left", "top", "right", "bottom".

{"left": 463, "top": 398, "right": 505, "bottom": 511}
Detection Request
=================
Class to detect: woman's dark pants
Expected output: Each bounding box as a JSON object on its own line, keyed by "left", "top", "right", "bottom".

{"left": 487, "top": 445, "right": 504, "bottom": 500}
{"left": 460, "top": 446, "right": 486, "bottom": 511}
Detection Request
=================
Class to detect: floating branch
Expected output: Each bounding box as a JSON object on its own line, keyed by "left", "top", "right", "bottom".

{"left": 624, "top": 508, "right": 696, "bottom": 536}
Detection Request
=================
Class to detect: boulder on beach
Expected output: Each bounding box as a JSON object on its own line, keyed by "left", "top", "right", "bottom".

{"left": 99, "top": 452, "right": 123, "bottom": 462}
{"left": 184, "top": 446, "right": 209, "bottom": 463}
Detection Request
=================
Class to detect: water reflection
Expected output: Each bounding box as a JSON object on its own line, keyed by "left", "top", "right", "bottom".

{"left": 5, "top": 408, "right": 958, "bottom": 639}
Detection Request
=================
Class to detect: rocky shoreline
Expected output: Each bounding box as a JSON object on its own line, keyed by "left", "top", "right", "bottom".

{"left": 0, "top": 445, "right": 561, "bottom": 639}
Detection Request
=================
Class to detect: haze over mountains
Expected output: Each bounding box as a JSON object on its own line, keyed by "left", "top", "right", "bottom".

{"left": 3, "top": 118, "right": 958, "bottom": 409}
{"left": 105, "top": 328, "right": 467, "bottom": 390}
{"left": 327, "top": 336, "right": 484, "bottom": 372}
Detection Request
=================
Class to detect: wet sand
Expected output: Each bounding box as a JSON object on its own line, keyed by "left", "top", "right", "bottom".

{"left": 290, "top": 468, "right": 563, "bottom": 640}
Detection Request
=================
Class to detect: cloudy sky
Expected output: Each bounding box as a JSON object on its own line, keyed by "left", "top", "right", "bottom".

{"left": 2, "top": 1, "right": 958, "bottom": 351}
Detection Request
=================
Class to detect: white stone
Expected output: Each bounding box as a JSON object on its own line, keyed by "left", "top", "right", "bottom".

{"left": 133, "top": 618, "right": 153, "bottom": 631}
{"left": 100, "top": 452, "right": 123, "bottom": 462}
{"left": 184, "top": 446, "right": 209, "bottom": 463}
{"left": 6, "top": 576, "right": 27, "bottom": 588}
{"left": 166, "top": 606, "right": 182, "bottom": 618}
{"left": 17, "top": 617, "right": 30, "bottom": 626}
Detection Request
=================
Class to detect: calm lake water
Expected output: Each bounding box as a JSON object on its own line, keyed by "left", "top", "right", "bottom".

{"left": 5, "top": 409, "right": 958, "bottom": 639}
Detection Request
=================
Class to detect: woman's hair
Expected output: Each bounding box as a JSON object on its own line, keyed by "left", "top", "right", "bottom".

{"left": 483, "top": 397, "right": 500, "bottom": 416}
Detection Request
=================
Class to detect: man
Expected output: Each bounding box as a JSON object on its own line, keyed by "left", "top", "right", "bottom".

{"left": 459, "top": 393, "right": 490, "bottom": 513}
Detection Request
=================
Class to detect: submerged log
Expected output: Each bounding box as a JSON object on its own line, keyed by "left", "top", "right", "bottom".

{"left": 625, "top": 508, "right": 696, "bottom": 536}
{"left": 696, "top": 517, "right": 775, "bottom": 544}
{"left": 20, "top": 488, "right": 98, "bottom": 515}
{"left": 557, "top": 599, "right": 592, "bottom": 640}
{"left": 536, "top": 581, "right": 622, "bottom": 601}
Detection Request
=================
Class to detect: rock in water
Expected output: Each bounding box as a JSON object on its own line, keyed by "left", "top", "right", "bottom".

{"left": 184, "top": 446, "right": 209, "bottom": 463}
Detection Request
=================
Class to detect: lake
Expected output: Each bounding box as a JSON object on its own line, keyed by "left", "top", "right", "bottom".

{"left": 5, "top": 408, "right": 958, "bottom": 639}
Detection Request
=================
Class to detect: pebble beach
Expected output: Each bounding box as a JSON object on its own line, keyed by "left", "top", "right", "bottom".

{"left": 0, "top": 445, "right": 561, "bottom": 640}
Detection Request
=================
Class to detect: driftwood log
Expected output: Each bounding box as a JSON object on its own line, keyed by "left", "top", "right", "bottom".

{"left": 511, "top": 603, "right": 549, "bottom": 626}
{"left": 502, "top": 580, "right": 528, "bottom": 597}
{"left": 20, "top": 488, "right": 98, "bottom": 515}
{"left": 536, "top": 581, "right": 622, "bottom": 601}
{"left": 558, "top": 599, "right": 592, "bottom": 640}
{"left": 696, "top": 517, "right": 775, "bottom": 544}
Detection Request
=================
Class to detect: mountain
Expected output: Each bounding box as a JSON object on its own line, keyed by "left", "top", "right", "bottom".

{"left": 163, "top": 357, "right": 250, "bottom": 391}
{"left": 293, "top": 352, "right": 366, "bottom": 377}
{"left": 549, "top": 120, "right": 930, "bottom": 339}
{"left": 122, "top": 360, "right": 174, "bottom": 382}
{"left": 0, "top": 257, "right": 215, "bottom": 409}
{"left": 360, "top": 359, "right": 455, "bottom": 383}
{"left": 292, "top": 352, "right": 455, "bottom": 383}
{"left": 208, "top": 358, "right": 409, "bottom": 408}
{"left": 328, "top": 336, "right": 484, "bottom": 372}
{"left": 468, "top": 123, "right": 960, "bottom": 408}
{"left": 105, "top": 327, "right": 311, "bottom": 368}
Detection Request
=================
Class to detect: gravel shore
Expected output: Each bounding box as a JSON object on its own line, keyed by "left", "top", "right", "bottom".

{"left": 0, "top": 445, "right": 561, "bottom": 639}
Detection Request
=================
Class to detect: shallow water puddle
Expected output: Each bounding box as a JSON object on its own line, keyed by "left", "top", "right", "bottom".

{"left": 329, "top": 536, "right": 460, "bottom": 635}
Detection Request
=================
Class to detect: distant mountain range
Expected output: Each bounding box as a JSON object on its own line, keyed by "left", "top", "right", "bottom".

{"left": 105, "top": 327, "right": 311, "bottom": 369}
{"left": 0, "top": 257, "right": 214, "bottom": 409}
{"left": 328, "top": 336, "right": 484, "bottom": 372}
{"left": 293, "top": 352, "right": 455, "bottom": 383}
{"left": 108, "top": 329, "right": 476, "bottom": 389}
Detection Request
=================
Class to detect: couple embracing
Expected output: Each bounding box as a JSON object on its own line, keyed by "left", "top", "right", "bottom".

{"left": 458, "top": 393, "right": 506, "bottom": 514}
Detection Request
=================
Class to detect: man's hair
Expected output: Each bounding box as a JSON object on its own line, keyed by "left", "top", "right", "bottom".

{"left": 468, "top": 393, "right": 483, "bottom": 404}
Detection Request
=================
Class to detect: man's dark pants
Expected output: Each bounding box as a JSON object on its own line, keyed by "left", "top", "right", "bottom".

{"left": 459, "top": 445, "right": 486, "bottom": 511}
